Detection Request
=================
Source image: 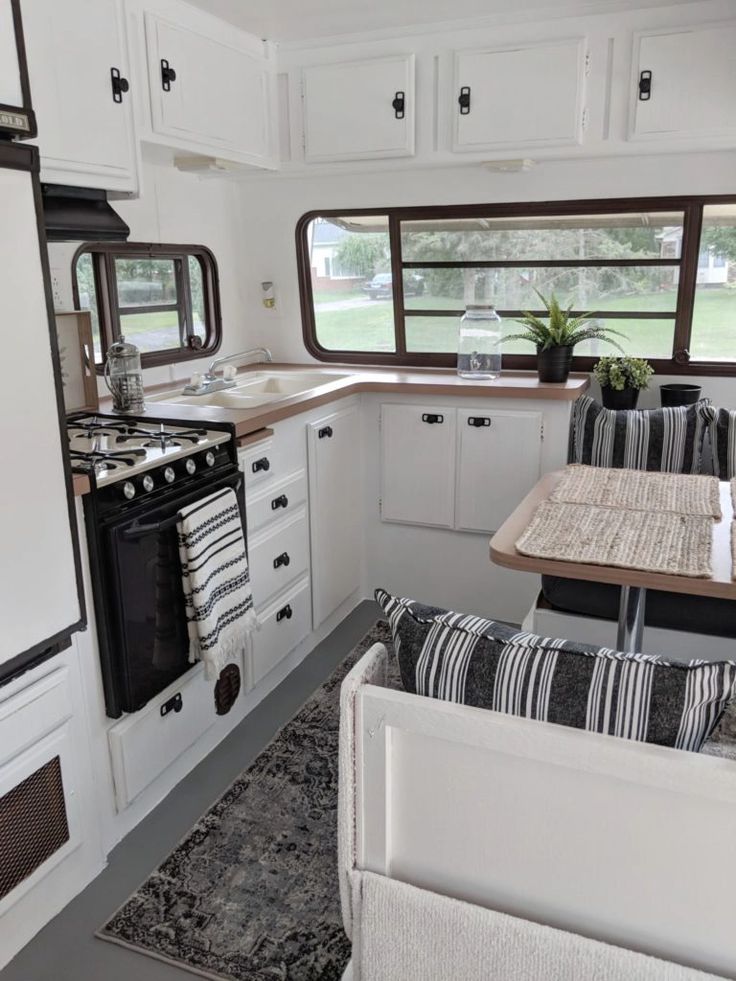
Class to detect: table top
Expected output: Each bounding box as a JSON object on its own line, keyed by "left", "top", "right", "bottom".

{"left": 490, "top": 470, "right": 736, "bottom": 600}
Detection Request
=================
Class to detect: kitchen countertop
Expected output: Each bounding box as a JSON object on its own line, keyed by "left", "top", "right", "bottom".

{"left": 73, "top": 364, "right": 589, "bottom": 495}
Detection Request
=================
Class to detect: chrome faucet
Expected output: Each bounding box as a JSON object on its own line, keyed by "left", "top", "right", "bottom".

{"left": 182, "top": 347, "right": 273, "bottom": 396}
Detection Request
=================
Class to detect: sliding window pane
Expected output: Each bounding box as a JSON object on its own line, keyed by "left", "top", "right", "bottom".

{"left": 401, "top": 212, "right": 684, "bottom": 262}
{"left": 114, "top": 258, "right": 178, "bottom": 307}
{"left": 120, "top": 311, "right": 182, "bottom": 353}
{"left": 74, "top": 252, "right": 102, "bottom": 361}
{"left": 690, "top": 204, "right": 736, "bottom": 362}
{"left": 189, "top": 256, "right": 206, "bottom": 342}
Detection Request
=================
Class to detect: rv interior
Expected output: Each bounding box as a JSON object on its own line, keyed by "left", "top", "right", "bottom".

{"left": 2, "top": 0, "right": 736, "bottom": 978}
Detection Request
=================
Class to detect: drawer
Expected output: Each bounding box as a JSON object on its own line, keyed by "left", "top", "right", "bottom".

{"left": 247, "top": 469, "right": 308, "bottom": 534}
{"left": 251, "top": 578, "right": 311, "bottom": 687}
{"left": 239, "top": 420, "right": 308, "bottom": 492}
{"left": 249, "top": 509, "right": 310, "bottom": 609}
{"left": 240, "top": 438, "right": 276, "bottom": 491}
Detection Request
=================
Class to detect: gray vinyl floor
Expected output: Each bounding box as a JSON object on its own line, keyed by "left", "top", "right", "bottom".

{"left": 1, "top": 601, "right": 380, "bottom": 981}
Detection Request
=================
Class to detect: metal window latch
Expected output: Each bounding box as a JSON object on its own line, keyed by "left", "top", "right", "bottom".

{"left": 160, "top": 692, "right": 183, "bottom": 717}
{"left": 318, "top": 425, "right": 333, "bottom": 439}
{"left": 422, "top": 413, "right": 444, "bottom": 424}
{"left": 110, "top": 67, "right": 129, "bottom": 104}
{"left": 276, "top": 604, "right": 293, "bottom": 622}
{"left": 458, "top": 86, "right": 471, "bottom": 115}
{"left": 638, "top": 70, "right": 652, "bottom": 101}
{"left": 392, "top": 91, "right": 405, "bottom": 119}
{"left": 273, "top": 551, "right": 291, "bottom": 569}
{"left": 468, "top": 416, "right": 491, "bottom": 428}
{"left": 252, "top": 457, "right": 270, "bottom": 473}
{"left": 161, "top": 58, "right": 177, "bottom": 92}
{"left": 271, "top": 494, "right": 288, "bottom": 511}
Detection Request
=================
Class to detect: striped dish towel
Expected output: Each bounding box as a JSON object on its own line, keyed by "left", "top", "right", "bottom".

{"left": 177, "top": 486, "right": 257, "bottom": 680}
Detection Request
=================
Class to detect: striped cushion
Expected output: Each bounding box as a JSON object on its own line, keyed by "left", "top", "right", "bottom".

{"left": 570, "top": 395, "right": 713, "bottom": 473}
{"left": 376, "top": 588, "right": 736, "bottom": 752}
{"left": 710, "top": 408, "right": 736, "bottom": 479}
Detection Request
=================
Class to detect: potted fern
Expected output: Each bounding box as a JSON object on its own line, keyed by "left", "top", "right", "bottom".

{"left": 504, "top": 290, "right": 625, "bottom": 383}
{"left": 593, "top": 356, "right": 654, "bottom": 410}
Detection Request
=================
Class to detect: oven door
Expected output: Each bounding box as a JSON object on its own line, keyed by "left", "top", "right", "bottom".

{"left": 101, "top": 469, "right": 244, "bottom": 716}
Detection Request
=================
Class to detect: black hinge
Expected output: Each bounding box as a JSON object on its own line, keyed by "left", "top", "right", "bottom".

{"left": 161, "top": 58, "right": 177, "bottom": 92}
{"left": 392, "top": 91, "right": 405, "bottom": 119}
{"left": 318, "top": 425, "right": 333, "bottom": 439}
{"left": 422, "top": 413, "right": 444, "bottom": 425}
{"left": 638, "top": 70, "right": 652, "bottom": 102}
{"left": 110, "top": 67, "right": 129, "bottom": 104}
{"left": 468, "top": 416, "right": 491, "bottom": 428}
{"left": 458, "top": 86, "right": 471, "bottom": 115}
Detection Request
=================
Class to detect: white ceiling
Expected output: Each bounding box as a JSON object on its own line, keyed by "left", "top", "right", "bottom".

{"left": 187, "top": 0, "right": 697, "bottom": 42}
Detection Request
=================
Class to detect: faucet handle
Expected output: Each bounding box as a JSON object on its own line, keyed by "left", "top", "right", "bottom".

{"left": 222, "top": 364, "right": 237, "bottom": 382}
{"left": 190, "top": 372, "right": 203, "bottom": 389}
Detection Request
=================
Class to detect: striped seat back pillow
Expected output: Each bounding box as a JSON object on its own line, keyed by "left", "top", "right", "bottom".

{"left": 375, "top": 589, "right": 736, "bottom": 752}
{"left": 570, "top": 395, "right": 714, "bottom": 473}
{"left": 710, "top": 408, "right": 736, "bottom": 479}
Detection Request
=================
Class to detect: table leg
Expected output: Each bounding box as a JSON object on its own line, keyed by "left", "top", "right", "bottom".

{"left": 617, "top": 585, "right": 647, "bottom": 653}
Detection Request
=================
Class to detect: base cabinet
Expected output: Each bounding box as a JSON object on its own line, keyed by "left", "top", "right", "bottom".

{"left": 250, "top": 578, "right": 311, "bottom": 687}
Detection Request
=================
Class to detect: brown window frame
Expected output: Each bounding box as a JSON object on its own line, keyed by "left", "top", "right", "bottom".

{"left": 72, "top": 242, "right": 222, "bottom": 370}
{"left": 297, "top": 195, "right": 736, "bottom": 376}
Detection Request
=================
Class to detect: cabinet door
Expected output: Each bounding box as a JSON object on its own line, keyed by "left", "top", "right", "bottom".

{"left": 21, "top": 0, "right": 137, "bottom": 192}
{"left": 307, "top": 405, "right": 362, "bottom": 628}
{"left": 380, "top": 404, "right": 457, "bottom": 528}
{"left": 144, "top": 13, "right": 273, "bottom": 166}
{"left": 455, "top": 409, "right": 542, "bottom": 533}
{"left": 630, "top": 24, "right": 736, "bottom": 140}
{"left": 453, "top": 39, "right": 585, "bottom": 151}
{"left": 303, "top": 55, "right": 415, "bottom": 162}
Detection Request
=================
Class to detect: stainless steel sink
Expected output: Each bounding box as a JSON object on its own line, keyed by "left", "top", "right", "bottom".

{"left": 148, "top": 371, "right": 351, "bottom": 408}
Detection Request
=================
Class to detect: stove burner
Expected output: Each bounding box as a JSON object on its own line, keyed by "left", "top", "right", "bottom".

{"left": 69, "top": 448, "right": 147, "bottom": 474}
{"left": 115, "top": 424, "right": 207, "bottom": 449}
{"left": 68, "top": 418, "right": 131, "bottom": 440}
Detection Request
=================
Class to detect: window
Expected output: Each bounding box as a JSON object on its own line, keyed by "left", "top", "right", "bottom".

{"left": 73, "top": 243, "right": 222, "bottom": 368}
{"left": 297, "top": 197, "right": 736, "bottom": 374}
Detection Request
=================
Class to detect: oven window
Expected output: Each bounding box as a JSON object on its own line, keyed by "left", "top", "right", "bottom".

{"left": 72, "top": 243, "right": 221, "bottom": 369}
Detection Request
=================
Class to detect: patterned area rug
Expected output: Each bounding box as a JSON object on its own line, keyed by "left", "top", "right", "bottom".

{"left": 98, "top": 621, "right": 393, "bottom": 981}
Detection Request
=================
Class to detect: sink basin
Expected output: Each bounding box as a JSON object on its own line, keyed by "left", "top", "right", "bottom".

{"left": 148, "top": 371, "right": 351, "bottom": 409}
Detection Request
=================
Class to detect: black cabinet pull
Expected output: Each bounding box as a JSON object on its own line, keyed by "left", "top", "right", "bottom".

{"left": 160, "top": 692, "right": 182, "bottom": 717}
{"left": 110, "top": 67, "right": 129, "bottom": 104}
{"left": 161, "top": 58, "right": 177, "bottom": 91}
{"left": 638, "top": 70, "right": 652, "bottom": 101}
{"left": 468, "top": 416, "right": 491, "bottom": 428}
{"left": 276, "top": 604, "right": 293, "bottom": 622}
{"left": 422, "top": 413, "right": 444, "bottom": 425}
{"left": 458, "top": 86, "right": 471, "bottom": 115}
{"left": 273, "top": 551, "right": 290, "bottom": 569}
{"left": 252, "top": 457, "right": 270, "bottom": 473}
{"left": 392, "top": 91, "right": 405, "bottom": 119}
{"left": 318, "top": 426, "right": 333, "bottom": 439}
{"left": 271, "top": 494, "right": 288, "bottom": 511}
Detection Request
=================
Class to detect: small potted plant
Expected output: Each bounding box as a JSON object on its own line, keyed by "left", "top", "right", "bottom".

{"left": 504, "top": 290, "right": 625, "bottom": 383}
{"left": 593, "top": 356, "right": 654, "bottom": 410}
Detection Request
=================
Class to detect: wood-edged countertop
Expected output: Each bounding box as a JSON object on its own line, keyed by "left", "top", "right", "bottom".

{"left": 73, "top": 365, "right": 589, "bottom": 496}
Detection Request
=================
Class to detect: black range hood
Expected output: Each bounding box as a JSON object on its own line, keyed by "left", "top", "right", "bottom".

{"left": 41, "top": 184, "right": 130, "bottom": 242}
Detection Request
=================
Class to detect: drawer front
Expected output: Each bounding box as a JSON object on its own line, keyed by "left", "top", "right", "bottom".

{"left": 247, "top": 469, "right": 308, "bottom": 534}
{"left": 240, "top": 439, "right": 276, "bottom": 491}
{"left": 251, "top": 578, "right": 311, "bottom": 687}
{"left": 249, "top": 510, "right": 310, "bottom": 609}
{"left": 240, "top": 421, "right": 308, "bottom": 492}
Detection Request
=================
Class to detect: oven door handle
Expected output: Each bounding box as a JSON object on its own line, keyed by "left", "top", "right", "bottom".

{"left": 121, "top": 476, "right": 243, "bottom": 541}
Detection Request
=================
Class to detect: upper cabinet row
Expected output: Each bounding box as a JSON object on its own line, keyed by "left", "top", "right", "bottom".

{"left": 20, "top": 0, "right": 276, "bottom": 194}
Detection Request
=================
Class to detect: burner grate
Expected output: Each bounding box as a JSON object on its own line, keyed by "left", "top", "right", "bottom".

{"left": 116, "top": 424, "right": 207, "bottom": 449}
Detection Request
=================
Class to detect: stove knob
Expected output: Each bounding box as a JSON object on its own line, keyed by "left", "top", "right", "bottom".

{"left": 142, "top": 474, "right": 155, "bottom": 492}
{"left": 163, "top": 466, "right": 175, "bottom": 484}
{"left": 122, "top": 481, "right": 136, "bottom": 500}
{"left": 185, "top": 458, "right": 197, "bottom": 475}
{"left": 205, "top": 451, "right": 215, "bottom": 468}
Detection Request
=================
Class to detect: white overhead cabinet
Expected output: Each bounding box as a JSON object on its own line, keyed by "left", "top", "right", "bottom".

{"left": 142, "top": 9, "right": 275, "bottom": 167}
{"left": 21, "top": 0, "right": 137, "bottom": 192}
{"left": 302, "top": 55, "right": 415, "bottom": 162}
{"left": 452, "top": 38, "right": 586, "bottom": 151}
{"left": 630, "top": 23, "right": 736, "bottom": 141}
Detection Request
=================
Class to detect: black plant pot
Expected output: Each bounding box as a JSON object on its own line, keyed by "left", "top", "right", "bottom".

{"left": 660, "top": 383, "right": 702, "bottom": 407}
{"left": 537, "top": 345, "right": 573, "bottom": 383}
{"left": 601, "top": 386, "right": 640, "bottom": 410}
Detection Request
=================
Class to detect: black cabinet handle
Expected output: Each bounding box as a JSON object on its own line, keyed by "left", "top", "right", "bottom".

{"left": 318, "top": 426, "right": 333, "bottom": 439}
{"left": 468, "top": 416, "right": 491, "bottom": 428}
{"left": 161, "top": 58, "right": 177, "bottom": 91}
{"left": 422, "top": 413, "right": 444, "bottom": 424}
{"left": 458, "top": 86, "right": 471, "bottom": 115}
{"left": 271, "top": 494, "right": 288, "bottom": 511}
{"left": 160, "top": 692, "right": 182, "bottom": 717}
{"left": 252, "top": 457, "right": 270, "bottom": 473}
{"left": 110, "top": 67, "right": 129, "bottom": 104}
{"left": 276, "top": 604, "right": 293, "bottom": 622}
{"left": 392, "top": 91, "right": 405, "bottom": 119}
{"left": 273, "top": 551, "right": 290, "bottom": 569}
{"left": 638, "top": 70, "right": 652, "bottom": 101}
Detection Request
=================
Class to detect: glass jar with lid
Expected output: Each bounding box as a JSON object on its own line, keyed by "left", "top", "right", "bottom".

{"left": 457, "top": 304, "right": 503, "bottom": 380}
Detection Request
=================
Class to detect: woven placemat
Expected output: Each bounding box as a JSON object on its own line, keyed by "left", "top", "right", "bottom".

{"left": 550, "top": 464, "right": 722, "bottom": 518}
{"left": 516, "top": 501, "right": 713, "bottom": 578}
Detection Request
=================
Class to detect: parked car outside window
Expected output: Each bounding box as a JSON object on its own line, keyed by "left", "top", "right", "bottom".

{"left": 362, "top": 272, "right": 424, "bottom": 300}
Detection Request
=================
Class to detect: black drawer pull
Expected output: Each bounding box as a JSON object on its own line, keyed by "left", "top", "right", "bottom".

{"left": 273, "top": 551, "right": 290, "bottom": 569}
{"left": 160, "top": 692, "right": 182, "bottom": 717}
{"left": 318, "top": 425, "right": 333, "bottom": 439}
{"left": 468, "top": 416, "right": 491, "bottom": 428}
{"left": 161, "top": 58, "right": 177, "bottom": 91}
{"left": 252, "top": 456, "right": 270, "bottom": 473}
{"left": 458, "top": 85, "right": 471, "bottom": 114}
{"left": 422, "top": 413, "right": 444, "bottom": 424}
{"left": 392, "top": 90, "right": 405, "bottom": 119}
{"left": 110, "top": 67, "right": 129, "bottom": 104}
{"left": 638, "top": 69, "right": 652, "bottom": 101}
{"left": 271, "top": 494, "right": 288, "bottom": 511}
{"left": 276, "top": 604, "right": 293, "bottom": 622}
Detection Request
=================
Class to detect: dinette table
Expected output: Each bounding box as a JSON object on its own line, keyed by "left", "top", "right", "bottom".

{"left": 490, "top": 470, "right": 736, "bottom": 653}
